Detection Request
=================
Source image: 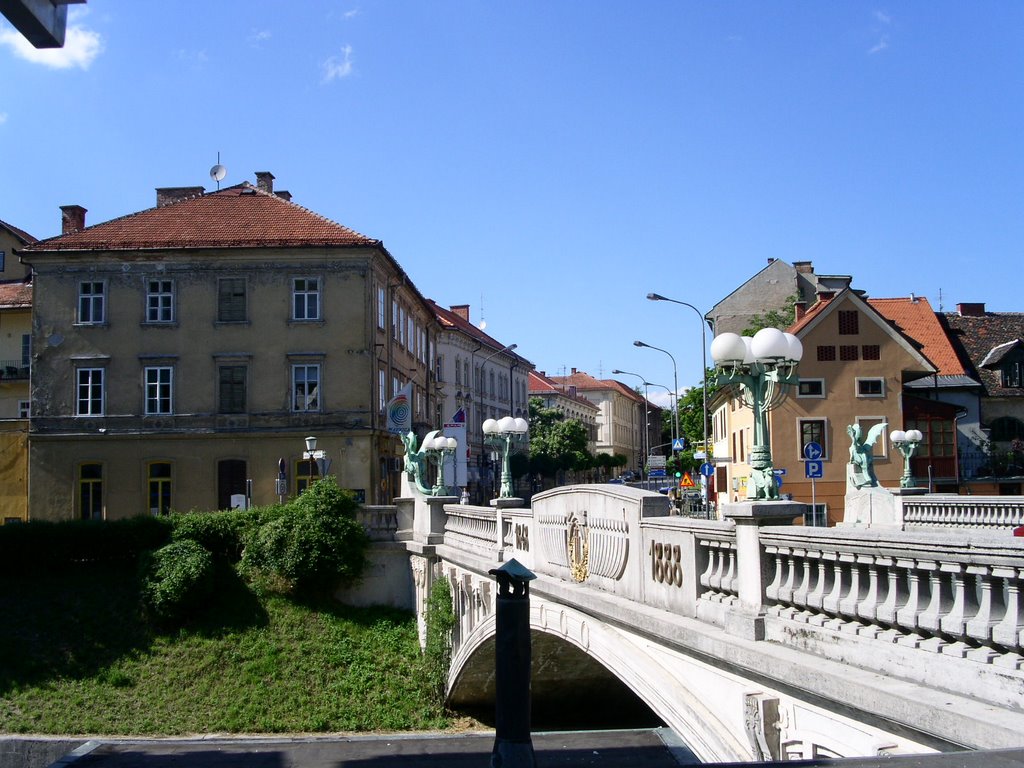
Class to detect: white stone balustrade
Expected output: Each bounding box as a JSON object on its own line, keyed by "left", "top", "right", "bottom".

{"left": 900, "top": 495, "right": 1024, "bottom": 530}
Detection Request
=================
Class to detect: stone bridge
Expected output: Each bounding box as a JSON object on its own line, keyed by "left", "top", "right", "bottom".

{"left": 344, "top": 484, "right": 1024, "bottom": 763}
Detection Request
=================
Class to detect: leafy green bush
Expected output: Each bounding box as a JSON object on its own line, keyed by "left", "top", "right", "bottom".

{"left": 0, "top": 516, "right": 172, "bottom": 574}
{"left": 423, "top": 576, "right": 455, "bottom": 705}
{"left": 240, "top": 477, "right": 367, "bottom": 596}
{"left": 139, "top": 539, "right": 215, "bottom": 624}
{"left": 170, "top": 505, "right": 284, "bottom": 563}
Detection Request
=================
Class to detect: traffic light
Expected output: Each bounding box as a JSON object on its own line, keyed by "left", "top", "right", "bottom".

{"left": 674, "top": 471, "right": 682, "bottom": 479}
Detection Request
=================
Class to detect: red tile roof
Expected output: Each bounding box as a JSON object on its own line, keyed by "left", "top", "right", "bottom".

{"left": 0, "top": 281, "right": 32, "bottom": 309}
{"left": 868, "top": 297, "right": 966, "bottom": 376}
{"left": 528, "top": 370, "right": 600, "bottom": 411}
{"left": 549, "top": 370, "right": 645, "bottom": 404}
{"left": 0, "top": 219, "right": 37, "bottom": 245}
{"left": 429, "top": 300, "right": 531, "bottom": 367}
{"left": 22, "top": 183, "right": 378, "bottom": 252}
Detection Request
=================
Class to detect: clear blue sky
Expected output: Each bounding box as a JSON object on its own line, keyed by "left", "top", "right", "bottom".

{"left": 2, "top": 2, "right": 1021, "bottom": 406}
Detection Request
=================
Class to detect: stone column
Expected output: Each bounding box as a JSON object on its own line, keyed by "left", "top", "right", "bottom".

{"left": 723, "top": 500, "right": 807, "bottom": 641}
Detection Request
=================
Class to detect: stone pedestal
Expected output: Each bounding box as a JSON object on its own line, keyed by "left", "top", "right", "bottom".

{"left": 723, "top": 500, "right": 807, "bottom": 641}
{"left": 413, "top": 494, "right": 459, "bottom": 544}
{"left": 841, "top": 486, "right": 928, "bottom": 528}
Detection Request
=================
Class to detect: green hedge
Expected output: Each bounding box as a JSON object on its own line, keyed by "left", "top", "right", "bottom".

{"left": 170, "top": 505, "right": 286, "bottom": 564}
{"left": 0, "top": 516, "right": 172, "bottom": 574}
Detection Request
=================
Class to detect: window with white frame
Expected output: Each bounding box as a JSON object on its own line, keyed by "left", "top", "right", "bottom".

{"left": 378, "top": 368, "right": 386, "bottom": 411}
{"left": 21, "top": 334, "right": 30, "bottom": 368}
{"left": 292, "top": 364, "right": 321, "bottom": 412}
{"left": 145, "top": 366, "right": 173, "bottom": 415}
{"left": 797, "top": 378, "right": 825, "bottom": 398}
{"left": 856, "top": 377, "right": 885, "bottom": 397}
{"left": 377, "top": 287, "right": 386, "bottom": 330}
{"left": 78, "top": 281, "right": 105, "bottom": 324}
{"left": 798, "top": 418, "right": 827, "bottom": 460}
{"left": 77, "top": 368, "right": 104, "bottom": 416}
{"left": 146, "top": 279, "right": 174, "bottom": 323}
{"left": 18, "top": 400, "right": 29, "bottom": 418}
{"left": 292, "top": 278, "right": 320, "bottom": 321}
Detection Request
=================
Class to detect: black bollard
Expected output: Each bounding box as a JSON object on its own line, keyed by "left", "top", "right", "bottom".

{"left": 488, "top": 558, "right": 537, "bottom": 768}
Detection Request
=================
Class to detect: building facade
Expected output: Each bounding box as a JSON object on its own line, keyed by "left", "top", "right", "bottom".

{"left": 21, "top": 173, "right": 437, "bottom": 520}
{"left": 527, "top": 369, "right": 600, "bottom": 455}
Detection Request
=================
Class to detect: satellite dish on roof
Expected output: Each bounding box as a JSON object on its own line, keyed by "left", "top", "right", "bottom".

{"left": 479, "top": 320, "right": 487, "bottom": 330}
{"left": 210, "top": 164, "right": 227, "bottom": 182}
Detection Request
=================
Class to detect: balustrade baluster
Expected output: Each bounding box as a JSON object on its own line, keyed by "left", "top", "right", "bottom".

{"left": 793, "top": 549, "right": 814, "bottom": 610}
{"left": 766, "top": 547, "right": 784, "bottom": 602}
{"left": 709, "top": 544, "right": 724, "bottom": 591}
{"left": 939, "top": 562, "right": 971, "bottom": 640}
{"left": 723, "top": 546, "right": 738, "bottom": 595}
{"left": 807, "top": 554, "right": 830, "bottom": 611}
{"left": 918, "top": 562, "right": 949, "bottom": 635}
{"left": 823, "top": 554, "right": 849, "bottom": 616}
{"left": 965, "top": 565, "right": 998, "bottom": 643}
{"left": 857, "top": 555, "right": 883, "bottom": 622}
{"left": 991, "top": 567, "right": 1023, "bottom": 651}
{"left": 838, "top": 556, "right": 864, "bottom": 619}
{"left": 778, "top": 549, "right": 798, "bottom": 604}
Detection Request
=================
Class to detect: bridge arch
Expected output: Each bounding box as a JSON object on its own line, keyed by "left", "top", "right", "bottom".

{"left": 448, "top": 593, "right": 749, "bottom": 763}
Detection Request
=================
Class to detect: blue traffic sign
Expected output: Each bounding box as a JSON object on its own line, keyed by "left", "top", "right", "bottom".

{"left": 699, "top": 462, "right": 715, "bottom": 478}
{"left": 803, "top": 441, "right": 823, "bottom": 461}
{"left": 805, "top": 459, "right": 824, "bottom": 479}
{"left": 649, "top": 469, "right": 667, "bottom": 477}
{"left": 672, "top": 438, "right": 686, "bottom": 451}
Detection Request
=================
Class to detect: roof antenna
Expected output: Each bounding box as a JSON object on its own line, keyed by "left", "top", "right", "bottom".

{"left": 478, "top": 293, "right": 487, "bottom": 330}
{"left": 938, "top": 287, "right": 944, "bottom": 312}
{"left": 209, "top": 151, "right": 227, "bottom": 190}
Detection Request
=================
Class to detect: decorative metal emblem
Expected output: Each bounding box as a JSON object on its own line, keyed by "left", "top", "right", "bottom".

{"left": 567, "top": 510, "right": 589, "bottom": 583}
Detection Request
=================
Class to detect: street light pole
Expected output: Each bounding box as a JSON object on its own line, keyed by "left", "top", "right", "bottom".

{"left": 647, "top": 294, "right": 709, "bottom": 458}
{"left": 473, "top": 343, "right": 518, "bottom": 501}
{"left": 634, "top": 340, "right": 679, "bottom": 451}
{"left": 611, "top": 368, "right": 650, "bottom": 480}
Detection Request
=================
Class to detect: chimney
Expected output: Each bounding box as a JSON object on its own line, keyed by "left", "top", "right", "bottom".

{"left": 794, "top": 301, "right": 807, "bottom": 321}
{"left": 255, "top": 171, "right": 275, "bottom": 194}
{"left": 571, "top": 367, "right": 577, "bottom": 375}
{"left": 569, "top": 386, "right": 578, "bottom": 398}
{"left": 156, "top": 186, "right": 204, "bottom": 207}
{"left": 816, "top": 290, "right": 835, "bottom": 302}
{"left": 276, "top": 190, "right": 292, "bottom": 202}
{"left": 450, "top": 304, "right": 470, "bottom": 322}
{"left": 60, "top": 205, "right": 86, "bottom": 235}
{"left": 793, "top": 261, "right": 814, "bottom": 274}
{"left": 767, "top": 257, "right": 776, "bottom": 264}
{"left": 958, "top": 302, "right": 986, "bottom": 317}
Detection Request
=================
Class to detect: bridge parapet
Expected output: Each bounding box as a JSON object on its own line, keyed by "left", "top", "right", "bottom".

{"left": 899, "top": 495, "right": 1024, "bottom": 530}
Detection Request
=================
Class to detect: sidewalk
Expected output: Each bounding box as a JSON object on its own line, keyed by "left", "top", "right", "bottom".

{"left": 8, "top": 728, "right": 696, "bottom": 768}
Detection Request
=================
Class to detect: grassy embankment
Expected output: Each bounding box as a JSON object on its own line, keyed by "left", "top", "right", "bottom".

{"left": 0, "top": 562, "right": 453, "bottom": 735}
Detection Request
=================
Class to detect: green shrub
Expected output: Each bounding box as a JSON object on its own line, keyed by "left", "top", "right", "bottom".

{"left": 240, "top": 478, "right": 367, "bottom": 596}
{"left": 170, "top": 505, "right": 283, "bottom": 564}
{"left": 423, "top": 576, "right": 455, "bottom": 705}
{"left": 139, "top": 539, "right": 215, "bottom": 624}
{"left": 0, "top": 516, "right": 172, "bottom": 574}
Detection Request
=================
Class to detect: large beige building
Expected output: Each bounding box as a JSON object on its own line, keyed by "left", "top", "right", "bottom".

{"left": 20, "top": 173, "right": 438, "bottom": 520}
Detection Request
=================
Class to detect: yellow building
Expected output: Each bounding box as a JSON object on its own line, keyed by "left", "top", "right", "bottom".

{"left": 20, "top": 173, "right": 438, "bottom": 520}
{"left": 0, "top": 219, "right": 36, "bottom": 523}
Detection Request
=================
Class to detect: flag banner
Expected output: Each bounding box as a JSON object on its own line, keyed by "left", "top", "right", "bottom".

{"left": 450, "top": 407, "right": 466, "bottom": 423}
{"left": 443, "top": 414, "right": 468, "bottom": 487}
{"left": 386, "top": 383, "right": 414, "bottom": 434}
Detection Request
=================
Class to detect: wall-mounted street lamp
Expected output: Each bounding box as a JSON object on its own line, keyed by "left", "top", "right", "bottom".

{"left": 303, "top": 435, "right": 331, "bottom": 479}
{"left": 711, "top": 328, "right": 802, "bottom": 500}
{"left": 890, "top": 429, "right": 924, "bottom": 488}
{"left": 483, "top": 416, "right": 529, "bottom": 499}
{"left": 424, "top": 434, "right": 458, "bottom": 496}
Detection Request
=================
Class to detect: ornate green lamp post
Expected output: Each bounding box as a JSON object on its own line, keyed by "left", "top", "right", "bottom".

{"left": 424, "top": 434, "right": 458, "bottom": 496}
{"left": 890, "top": 429, "right": 924, "bottom": 488}
{"left": 483, "top": 416, "right": 529, "bottom": 499}
{"left": 711, "top": 328, "right": 803, "bottom": 500}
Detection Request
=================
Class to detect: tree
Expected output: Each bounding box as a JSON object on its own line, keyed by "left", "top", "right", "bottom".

{"left": 527, "top": 397, "right": 595, "bottom": 482}
{"left": 742, "top": 293, "right": 800, "bottom": 336}
{"left": 675, "top": 372, "right": 720, "bottom": 450}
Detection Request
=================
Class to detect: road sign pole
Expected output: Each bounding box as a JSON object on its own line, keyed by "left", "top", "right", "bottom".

{"left": 812, "top": 477, "right": 816, "bottom": 520}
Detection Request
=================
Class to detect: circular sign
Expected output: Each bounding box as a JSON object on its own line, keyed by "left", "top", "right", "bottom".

{"left": 699, "top": 462, "right": 715, "bottom": 478}
{"left": 803, "top": 441, "right": 823, "bottom": 461}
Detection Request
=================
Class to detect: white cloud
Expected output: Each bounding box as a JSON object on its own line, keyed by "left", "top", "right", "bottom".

{"left": 0, "top": 112, "right": 7, "bottom": 125}
{"left": 0, "top": 18, "right": 103, "bottom": 70}
{"left": 175, "top": 48, "right": 209, "bottom": 66}
{"left": 321, "top": 44, "right": 354, "bottom": 83}
{"left": 874, "top": 10, "right": 892, "bottom": 25}
{"left": 248, "top": 29, "right": 272, "bottom": 46}
{"left": 344, "top": 9, "right": 360, "bottom": 20}
{"left": 868, "top": 35, "right": 889, "bottom": 55}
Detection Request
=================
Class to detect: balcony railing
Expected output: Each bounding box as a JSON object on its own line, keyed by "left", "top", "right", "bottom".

{"left": 0, "top": 361, "right": 28, "bottom": 381}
